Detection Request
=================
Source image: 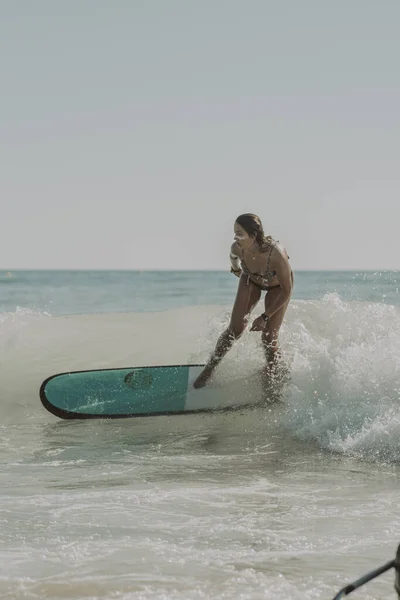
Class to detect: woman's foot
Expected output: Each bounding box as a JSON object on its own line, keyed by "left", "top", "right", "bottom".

{"left": 193, "top": 363, "right": 216, "bottom": 388}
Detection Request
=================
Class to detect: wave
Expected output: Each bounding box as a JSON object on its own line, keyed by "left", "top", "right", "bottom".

{"left": 1, "top": 295, "right": 399, "bottom": 461}
{"left": 281, "top": 294, "right": 400, "bottom": 462}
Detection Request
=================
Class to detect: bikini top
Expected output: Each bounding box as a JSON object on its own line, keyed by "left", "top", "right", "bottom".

{"left": 240, "top": 240, "right": 277, "bottom": 285}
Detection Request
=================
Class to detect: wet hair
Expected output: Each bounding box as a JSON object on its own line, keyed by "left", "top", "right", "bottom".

{"left": 235, "top": 213, "right": 272, "bottom": 251}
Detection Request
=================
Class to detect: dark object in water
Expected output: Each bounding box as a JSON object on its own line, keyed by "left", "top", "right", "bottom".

{"left": 395, "top": 543, "right": 400, "bottom": 598}
{"left": 332, "top": 543, "right": 400, "bottom": 599}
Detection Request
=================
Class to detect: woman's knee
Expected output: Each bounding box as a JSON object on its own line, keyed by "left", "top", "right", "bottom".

{"left": 229, "top": 317, "right": 248, "bottom": 338}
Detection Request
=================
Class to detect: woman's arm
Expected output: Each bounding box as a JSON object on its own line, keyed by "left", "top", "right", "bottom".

{"left": 230, "top": 242, "right": 242, "bottom": 276}
{"left": 263, "top": 252, "right": 292, "bottom": 318}
{"left": 250, "top": 250, "right": 292, "bottom": 332}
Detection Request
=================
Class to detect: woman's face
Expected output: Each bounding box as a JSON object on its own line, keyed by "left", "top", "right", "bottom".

{"left": 234, "top": 222, "right": 255, "bottom": 249}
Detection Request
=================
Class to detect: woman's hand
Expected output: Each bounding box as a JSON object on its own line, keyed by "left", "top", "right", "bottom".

{"left": 250, "top": 314, "right": 269, "bottom": 332}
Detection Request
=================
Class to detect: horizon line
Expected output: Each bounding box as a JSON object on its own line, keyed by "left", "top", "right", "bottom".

{"left": 1, "top": 268, "right": 399, "bottom": 273}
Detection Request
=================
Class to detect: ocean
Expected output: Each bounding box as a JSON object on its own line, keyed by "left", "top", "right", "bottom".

{"left": 1, "top": 270, "right": 399, "bottom": 599}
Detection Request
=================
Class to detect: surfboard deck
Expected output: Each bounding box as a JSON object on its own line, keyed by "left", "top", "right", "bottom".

{"left": 40, "top": 364, "right": 264, "bottom": 420}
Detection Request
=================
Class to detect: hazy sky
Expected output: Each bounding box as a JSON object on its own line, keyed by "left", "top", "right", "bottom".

{"left": 1, "top": 1, "right": 399, "bottom": 270}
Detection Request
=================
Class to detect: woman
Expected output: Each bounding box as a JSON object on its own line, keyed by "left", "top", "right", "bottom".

{"left": 194, "top": 213, "right": 293, "bottom": 388}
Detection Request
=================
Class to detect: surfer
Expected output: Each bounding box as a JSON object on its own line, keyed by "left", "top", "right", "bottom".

{"left": 194, "top": 213, "right": 293, "bottom": 388}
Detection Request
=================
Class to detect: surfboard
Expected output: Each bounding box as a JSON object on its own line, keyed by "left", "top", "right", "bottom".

{"left": 40, "top": 364, "right": 257, "bottom": 420}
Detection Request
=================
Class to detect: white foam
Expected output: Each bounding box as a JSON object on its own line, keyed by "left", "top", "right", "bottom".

{"left": 281, "top": 294, "right": 400, "bottom": 461}
{"left": 1, "top": 295, "right": 400, "bottom": 462}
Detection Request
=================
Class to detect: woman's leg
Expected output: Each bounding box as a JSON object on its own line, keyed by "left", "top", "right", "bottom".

{"left": 261, "top": 273, "right": 293, "bottom": 370}
{"left": 193, "top": 275, "right": 261, "bottom": 388}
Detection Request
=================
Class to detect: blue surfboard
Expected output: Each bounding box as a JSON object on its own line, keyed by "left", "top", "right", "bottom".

{"left": 40, "top": 364, "right": 252, "bottom": 419}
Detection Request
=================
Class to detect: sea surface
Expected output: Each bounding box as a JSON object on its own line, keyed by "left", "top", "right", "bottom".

{"left": 1, "top": 270, "right": 399, "bottom": 599}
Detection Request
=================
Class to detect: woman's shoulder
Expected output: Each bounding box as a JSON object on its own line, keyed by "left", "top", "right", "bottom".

{"left": 270, "top": 239, "right": 290, "bottom": 262}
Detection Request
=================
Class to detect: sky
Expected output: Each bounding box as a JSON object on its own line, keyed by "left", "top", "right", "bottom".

{"left": 1, "top": 0, "right": 399, "bottom": 270}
